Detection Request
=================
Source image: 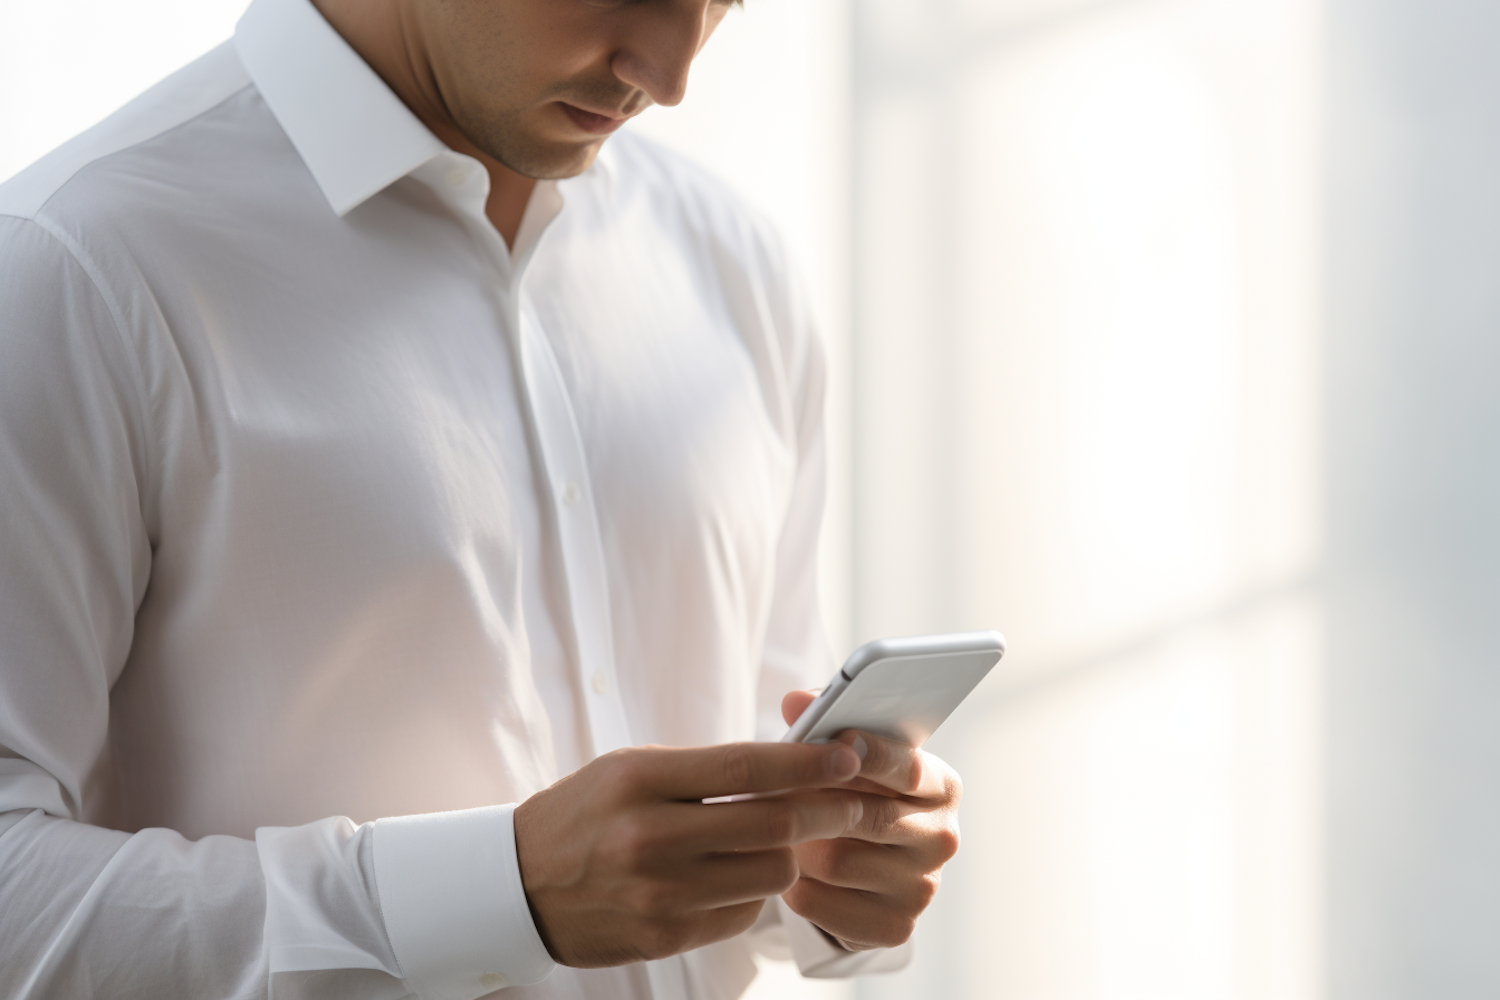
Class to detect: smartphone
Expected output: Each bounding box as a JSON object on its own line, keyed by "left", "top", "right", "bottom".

{"left": 783, "top": 631, "right": 1006, "bottom": 748}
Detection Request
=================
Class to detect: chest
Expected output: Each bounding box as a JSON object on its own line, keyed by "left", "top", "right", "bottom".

{"left": 146, "top": 190, "right": 792, "bottom": 608}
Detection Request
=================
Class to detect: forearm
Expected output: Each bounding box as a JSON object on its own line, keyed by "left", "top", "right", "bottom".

{"left": 0, "top": 809, "right": 273, "bottom": 999}
{"left": 0, "top": 801, "right": 555, "bottom": 1000}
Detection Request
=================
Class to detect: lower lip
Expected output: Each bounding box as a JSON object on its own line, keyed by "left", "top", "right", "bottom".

{"left": 559, "top": 103, "right": 628, "bottom": 136}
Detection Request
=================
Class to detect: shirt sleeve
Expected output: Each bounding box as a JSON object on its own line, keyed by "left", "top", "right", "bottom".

{"left": 746, "top": 222, "right": 914, "bottom": 979}
{"left": 751, "top": 222, "right": 837, "bottom": 744}
{"left": 0, "top": 215, "right": 553, "bottom": 1000}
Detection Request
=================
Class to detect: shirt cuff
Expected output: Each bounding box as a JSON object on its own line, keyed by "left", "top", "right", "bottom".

{"left": 372, "top": 803, "right": 555, "bottom": 1000}
{"left": 773, "top": 897, "right": 914, "bottom": 978}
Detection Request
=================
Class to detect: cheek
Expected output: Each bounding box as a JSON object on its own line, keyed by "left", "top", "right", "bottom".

{"left": 432, "top": 3, "right": 566, "bottom": 99}
{"left": 477, "top": 1, "right": 616, "bottom": 83}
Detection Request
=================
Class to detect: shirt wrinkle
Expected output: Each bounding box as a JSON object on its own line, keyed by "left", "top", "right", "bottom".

{"left": 0, "top": 0, "right": 907, "bottom": 994}
{"left": 18, "top": 214, "right": 159, "bottom": 510}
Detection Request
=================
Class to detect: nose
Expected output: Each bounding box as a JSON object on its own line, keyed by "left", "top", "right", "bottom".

{"left": 610, "top": 0, "right": 721, "bottom": 108}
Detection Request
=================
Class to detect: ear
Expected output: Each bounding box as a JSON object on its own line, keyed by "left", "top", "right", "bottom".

{"left": 781, "top": 689, "right": 819, "bottom": 727}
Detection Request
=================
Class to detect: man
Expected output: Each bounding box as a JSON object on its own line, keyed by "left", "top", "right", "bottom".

{"left": 0, "top": 0, "right": 962, "bottom": 997}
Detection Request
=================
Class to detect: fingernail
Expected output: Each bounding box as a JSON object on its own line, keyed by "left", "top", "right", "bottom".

{"left": 850, "top": 735, "right": 868, "bottom": 760}
{"left": 827, "top": 746, "right": 860, "bottom": 780}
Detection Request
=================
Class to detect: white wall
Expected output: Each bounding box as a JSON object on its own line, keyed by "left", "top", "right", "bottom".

{"left": 1324, "top": 1, "right": 1500, "bottom": 996}
{"left": 848, "top": 1, "right": 1324, "bottom": 997}
{"left": 0, "top": 0, "right": 248, "bottom": 181}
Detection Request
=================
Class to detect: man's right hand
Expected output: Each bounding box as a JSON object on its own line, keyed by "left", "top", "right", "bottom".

{"left": 512, "top": 741, "right": 865, "bottom": 967}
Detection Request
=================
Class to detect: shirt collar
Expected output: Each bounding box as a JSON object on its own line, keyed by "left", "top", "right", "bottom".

{"left": 234, "top": 0, "right": 447, "bottom": 216}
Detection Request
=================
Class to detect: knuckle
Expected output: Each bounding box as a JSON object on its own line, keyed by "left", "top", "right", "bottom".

{"left": 902, "top": 753, "right": 927, "bottom": 796}
{"left": 641, "top": 920, "right": 690, "bottom": 959}
{"left": 720, "top": 744, "right": 756, "bottom": 791}
{"left": 916, "top": 871, "right": 941, "bottom": 907}
{"left": 762, "top": 800, "right": 799, "bottom": 845}
{"left": 869, "top": 911, "right": 918, "bottom": 949}
{"left": 602, "top": 749, "right": 644, "bottom": 790}
{"left": 868, "top": 796, "right": 903, "bottom": 837}
{"left": 945, "top": 767, "right": 964, "bottom": 805}
{"left": 820, "top": 842, "right": 856, "bottom": 884}
{"left": 780, "top": 873, "right": 813, "bottom": 910}
{"left": 612, "top": 814, "right": 662, "bottom": 864}
{"left": 627, "top": 880, "right": 679, "bottom": 919}
{"left": 934, "top": 821, "right": 961, "bottom": 862}
{"left": 889, "top": 915, "right": 919, "bottom": 947}
{"left": 767, "top": 847, "right": 800, "bottom": 893}
{"left": 723, "top": 901, "right": 765, "bottom": 938}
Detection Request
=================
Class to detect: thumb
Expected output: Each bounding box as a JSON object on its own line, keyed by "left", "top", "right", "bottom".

{"left": 781, "top": 689, "right": 819, "bottom": 727}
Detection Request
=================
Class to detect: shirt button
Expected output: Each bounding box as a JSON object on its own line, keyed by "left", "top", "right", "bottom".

{"left": 562, "top": 481, "right": 581, "bottom": 506}
{"left": 591, "top": 672, "right": 607, "bottom": 695}
{"left": 445, "top": 167, "right": 468, "bottom": 187}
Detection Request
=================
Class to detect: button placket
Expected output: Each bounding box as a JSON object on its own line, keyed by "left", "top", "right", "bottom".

{"left": 509, "top": 212, "right": 691, "bottom": 1000}
{"left": 515, "top": 303, "right": 633, "bottom": 758}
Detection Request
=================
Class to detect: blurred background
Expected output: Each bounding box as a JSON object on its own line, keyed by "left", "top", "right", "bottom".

{"left": 4, "top": 0, "right": 1498, "bottom": 997}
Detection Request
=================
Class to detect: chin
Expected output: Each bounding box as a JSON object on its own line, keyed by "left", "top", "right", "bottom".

{"left": 530, "top": 141, "right": 603, "bottom": 181}
{"left": 473, "top": 123, "right": 604, "bottom": 181}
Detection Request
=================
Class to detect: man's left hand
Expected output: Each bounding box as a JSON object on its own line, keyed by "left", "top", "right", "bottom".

{"left": 777, "top": 690, "right": 963, "bottom": 951}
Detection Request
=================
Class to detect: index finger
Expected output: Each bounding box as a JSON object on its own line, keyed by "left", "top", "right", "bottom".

{"left": 633, "top": 741, "right": 863, "bottom": 801}
{"left": 834, "top": 731, "right": 953, "bottom": 800}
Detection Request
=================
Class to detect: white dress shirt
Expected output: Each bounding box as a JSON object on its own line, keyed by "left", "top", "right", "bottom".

{"left": 0, "top": 0, "right": 910, "bottom": 997}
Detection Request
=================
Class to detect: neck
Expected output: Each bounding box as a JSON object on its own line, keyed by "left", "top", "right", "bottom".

{"left": 311, "top": 0, "right": 536, "bottom": 247}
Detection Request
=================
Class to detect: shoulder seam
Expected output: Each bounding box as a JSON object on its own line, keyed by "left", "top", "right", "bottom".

{"left": 20, "top": 80, "right": 256, "bottom": 221}
{"left": 15, "top": 214, "right": 158, "bottom": 492}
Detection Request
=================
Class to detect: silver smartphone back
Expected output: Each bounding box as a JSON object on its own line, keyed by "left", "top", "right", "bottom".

{"left": 783, "top": 631, "right": 1006, "bottom": 747}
